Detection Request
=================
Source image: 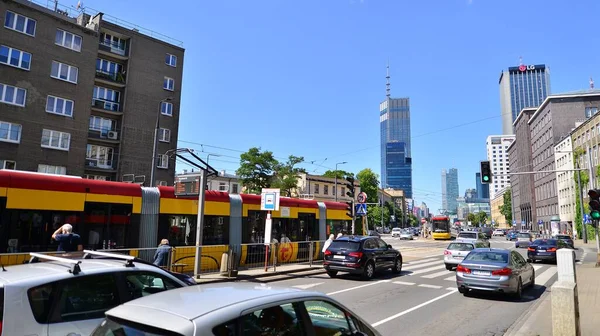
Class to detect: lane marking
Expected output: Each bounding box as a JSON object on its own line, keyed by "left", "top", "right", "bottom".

{"left": 406, "top": 265, "right": 446, "bottom": 275}
{"left": 533, "top": 265, "right": 543, "bottom": 271}
{"left": 403, "top": 261, "right": 441, "bottom": 271}
{"left": 577, "top": 251, "right": 587, "bottom": 265}
{"left": 326, "top": 280, "right": 391, "bottom": 296}
{"left": 403, "top": 258, "right": 438, "bottom": 265}
{"left": 418, "top": 284, "right": 442, "bottom": 289}
{"left": 534, "top": 267, "right": 558, "bottom": 287}
{"left": 444, "top": 276, "right": 455, "bottom": 281}
{"left": 372, "top": 289, "right": 458, "bottom": 327}
{"left": 446, "top": 287, "right": 457, "bottom": 291}
{"left": 421, "top": 269, "right": 452, "bottom": 279}
{"left": 292, "top": 282, "right": 324, "bottom": 290}
{"left": 392, "top": 281, "right": 416, "bottom": 286}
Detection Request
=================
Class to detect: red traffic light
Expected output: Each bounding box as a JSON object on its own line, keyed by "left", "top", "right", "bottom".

{"left": 589, "top": 189, "right": 600, "bottom": 199}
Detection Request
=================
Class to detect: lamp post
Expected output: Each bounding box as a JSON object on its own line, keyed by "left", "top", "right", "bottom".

{"left": 334, "top": 161, "right": 347, "bottom": 202}
{"left": 150, "top": 97, "right": 172, "bottom": 187}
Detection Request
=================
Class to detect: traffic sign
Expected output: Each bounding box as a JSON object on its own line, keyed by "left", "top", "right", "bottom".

{"left": 421, "top": 218, "right": 426, "bottom": 224}
{"left": 512, "top": 220, "right": 516, "bottom": 225}
{"left": 357, "top": 192, "right": 367, "bottom": 203}
{"left": 355, "top": 203, "right": 367, "bottom": 216}
{"left": 261, "top": 188, "right": 280, "bottom": 211}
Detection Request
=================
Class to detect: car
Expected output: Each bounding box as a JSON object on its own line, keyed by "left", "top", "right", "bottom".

{"left": 323, "top": 235, "right": 402, "bottom": 280}
{"left": 515, "top": 232, "right": 533, "bottom": 248}
{"left": 493, "top": 229, "right": 505, "bottom": 237}
{"left": 0, "top": 250, "right": 190, "bottom": 336}
{"left": 399, "top": 229, "right": 414, "bottom": 240}
{"left": 506, "top": 231, "right": 518, "bottom": 241}
{"left": 554, "top": 234, "right": 575, "bottom": 249}
{"left": 456, "top": 231, "right": 491, "bottom": 247}
{"left": 456, "top": 248, "right": 535, "bottom": 299}
{"left": 391, "top": 227, "right": 402, "bottom": 238}
{"left": 91, "top": 283, "right": 382, "bottom": 336}
{"left": 367, "top": 230, "right": 381, "bottom": 238}
{"left": 527, "top": 238, "right": 570, "bottom": 263}
{"left": 443, "top": 240, "right": 489, "bottom": 270}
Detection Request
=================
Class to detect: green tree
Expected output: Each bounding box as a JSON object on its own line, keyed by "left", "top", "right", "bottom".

{"left": 467, "top": 213, "right": 476, "bottom": 225}
{"left": 367, "top": 205, "right": 390, "bottom": 229}
{"left": 408, "top": 214, "right": 418, "bottom": 227}
{"left": 271, "top": 155, "right": 305, "bottom": 197}
{"left": 499, "top": 188, "right": 512, "bottom": 224}
{"left": 236, "top": 147, "right": 278, "bottom": 194}
{"left": 573, "top": 148, "right": 590, "bottom": 239}
{"left": 322, "top": 170, "right": 353, "bottom": 179}
{"left": 356, "top": 168, "right": 380, "bottom": 203}
{"left": 476, "top": 211, "right": 488, "bottom": 225}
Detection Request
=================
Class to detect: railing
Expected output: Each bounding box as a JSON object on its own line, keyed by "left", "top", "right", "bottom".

{"left": 240, "top": 240, "right": 324, "bottom": 271}
{"left": 99, "top": 39, "right": 127, "bottom": 56}
{"left": 92, "top": 98, "right": 120, "bottom": 112}
{"left": 85, "top": 157, "right": 117, "bottom": 170}
{"left": 95, "top": 70, "right": 126, "bottom": 84}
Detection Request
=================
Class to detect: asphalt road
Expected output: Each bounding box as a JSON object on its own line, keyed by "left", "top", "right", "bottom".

{"left": 256, "top": 236, "right": 589, "bottom": 336}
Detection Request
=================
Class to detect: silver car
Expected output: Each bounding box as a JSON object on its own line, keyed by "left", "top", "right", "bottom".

{"left": 399, "top": 229, "right": 413, "bottom": 240}
{"left": 443, "top": 240, "right": 488, "bottom": 270}
{"left": 515, "top": 232, "right": 533, "bottom": 248}
{"left": 456, "top": 248, "right": 535, "bottom": 299}
{"left": 455, "top": 231, "right": 490, "bottom": 248}
{"left": 92, "top": 283, "right": 381, "bottom": 336}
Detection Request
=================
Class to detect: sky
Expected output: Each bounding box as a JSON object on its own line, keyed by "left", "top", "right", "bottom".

{"left": 76, "top": 0, "right": 600, "bottom": 212}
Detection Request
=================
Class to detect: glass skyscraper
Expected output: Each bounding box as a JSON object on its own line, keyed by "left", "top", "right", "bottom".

{"left": 380, "top": 97, "right": 412, "bottom": 198}
{"left": 499, "top": 63, "right": 551, "bottom": 134}
{"left": 441, "top": 168, "right": 459, "bottom": 214}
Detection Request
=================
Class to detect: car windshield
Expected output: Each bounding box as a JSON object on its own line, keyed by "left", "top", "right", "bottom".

{"left": 458, "top": 232, "right": 477, "bottom": 239}
{"left": 532, "top": 239, "right": 557, "bottom": 246}
{"left": 329, "top": 241, "right": 361, "bottom": 251}
{"left": 447, "top": 243, "right": 474, "bottom": 251}
{"left": 464, "top": 252, "right": 509, "bottom": 263}
{"left": 517, "top": 233, "right": 530, "bottom": 238}
{"left": 91, "top": 318, "right": 175, "bottom": 336}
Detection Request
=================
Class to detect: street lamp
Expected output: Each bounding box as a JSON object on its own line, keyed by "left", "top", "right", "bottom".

{"left": 150, "top": 97, "right": 173, "bottom": 187}
{"left": 334, "top": 161, "right": 347, "bottom": 202}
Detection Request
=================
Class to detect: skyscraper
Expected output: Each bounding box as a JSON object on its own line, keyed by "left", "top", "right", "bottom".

{"left": 380, "top": 64, "right": 412, "bottom": 197}
{"left": 499, "top": 62, "right": 551, "bottom": 134}
{"left": 441, "top": 168, "right": 459, "bottom": 214}
{"left": 486, "top": 135, "right": 516, "bottom": 197}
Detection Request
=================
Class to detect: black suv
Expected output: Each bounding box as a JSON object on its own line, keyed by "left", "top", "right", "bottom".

{"left": 323, "top": 236, "right": 402, "bottom": 280}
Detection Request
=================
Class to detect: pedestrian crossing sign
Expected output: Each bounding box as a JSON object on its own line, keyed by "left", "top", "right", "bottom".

{"left": 355, "top": 203, "right": 367, "bottom": 216}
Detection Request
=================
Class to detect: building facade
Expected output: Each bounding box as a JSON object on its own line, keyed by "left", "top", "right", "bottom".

{"left": 441, "top": 168, "right": 459, "bottom": 214}
{"left": 486, "top": 135, "right": 516, "bottom": 197}
{"left": 499, "top": 63, "right": 551, "bottom": 134}
{"left": 511, "top": 108, "right": 537, "bottom": 229}
{"left": 295, "top": 173, "right": 361, "bottom": 203}
{"left": 0, "top": 0, "right": 184, "bottom": 185}
{"left": 475, "top": 172, "right": 490, "bottom": 199}
{"left": 507, "top": 141, "right": 520, "bottom": 226}
{"left": 176, "top": 170, "right": 242, "bottom": 194}
{"left": 490, "top": 188, "right": 509, "bottom": 228}
{"left": 554, "top": 136, "right": 576, "bottom": 225}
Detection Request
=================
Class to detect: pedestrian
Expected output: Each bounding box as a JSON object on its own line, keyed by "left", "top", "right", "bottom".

{"left": 153, "top": 239, "right": 172, "bottom": 267}
{"left": 51, "top": 223, "right": 83, "bottom": 252}
{"left": 336, "top": 232, "right": 343, "bottom": 239}
{"left": 322, "top": 234, "right": 334, "bottom": 253}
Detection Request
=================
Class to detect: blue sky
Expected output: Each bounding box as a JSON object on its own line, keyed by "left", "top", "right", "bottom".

{"left": 80, "top": 0, "right": 599, "bottom": 212}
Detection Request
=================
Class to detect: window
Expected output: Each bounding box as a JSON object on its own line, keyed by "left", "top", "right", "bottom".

{"left": 585, "top": 107, "right": 599, "bottom": 118}
{"left": 84, "top": 174, "right": 107, "bottom": 181}
{"left": 314, "top": 184, "right": 319, "bottom": 194}
{"left": 159, "top": 128, "right": 171, "bottom": 142}
{"left": 4, "top": 11, "right": 36, "bottom": 36}
{"left": 165, "top": 53, "right": 177, "bottom": 67}
{"left": 37, "top": 164, "right": 66, "bottom": 175}
{"left": 51, "top": 61, "right": 78, "bottom": 83}
{"left": 55, "top": 29, "right": 82, "bottom": 52}
{"left": 304, "top": 300, "right": 359, "bottom": 335}
{"left": 46, "top": 95, "right": 74, "bottom": 117}
{"left": 123, "top": 272, "right": 179, "bottom": 300}
{"left": 160, "top": 101, "right": 173, "bottom": 116}
{"left": 0, "top": 160, "right": 16, "bottom": 169}
{"left": 86, "top": 145, "right": 115, "bottom": 168}
{"left": 158, "top": 154, "right": 169, "bottom": 169}
{"left": 0, "top": 82, "right": 26, "bottom": 106}
{"left": 232, "top": 183, "right": 239, "bottom": 194}
{"left": 41, "top": 129, "right": 70, "bottom": 151}
{"left": 163, "top": 77, "right": 174, "bottom": 91}
{"left": 89, "top": 116, "right": 115, "bottom": 134}
{"left": 0, "top": 45, "right": 31, "bottom": 70}
{"left": 218, "top": 182, "right": 227, "bottom": 191}
{"left": 324, "top": 185, "right": 329, "bottom": 195}
{"left": 237, "top": 303, "right": 304, "bottom": 335}
{"left": 0, "top": 121, "right": 21, "bottom": 143}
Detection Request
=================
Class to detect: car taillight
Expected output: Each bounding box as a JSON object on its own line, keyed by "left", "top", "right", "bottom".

{"left": 492, "top": 268, "right": 512, "bottom": 276}
{"left": 349, "top": 252, "right": 363, "bottom": 258}
{"left": 444, "top": 250, "right": 452, "bottom": 255}
{"left": 324, "top": 250, "right": 332, "bottom": 256}
{"left": 527, "top": 247, "right": 535, "bottom": 252}
{"left": 548, "top": 247, "right": 557, "bottom": 252}
{"left": 456, "top": 265, "right": 471, "bottom": 274}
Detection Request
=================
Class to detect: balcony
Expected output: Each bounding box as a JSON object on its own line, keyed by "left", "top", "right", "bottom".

{"left": 95, "top": 70, "right": 126, "bottom": 88}
{"left": 98, "top": 39, "right": 128, "bottom": 59}
{"left": 88, "top": 127, "right": 120, "bottom": 144}
{"left": 85, "top": 157, "right": 118, "bottom": 172}
{"left": 91, "top": 98, "right": 122, "bottom": 115}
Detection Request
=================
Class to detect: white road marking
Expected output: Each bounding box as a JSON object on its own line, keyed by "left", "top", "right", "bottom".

{"left": 372, "top": 289, "right": 458, "bottom": 327}
{"left": 444, "top": 276, "right": 456, "bottom": 282}
{"left": 326, "top": 280, "right": 391, "bottom": 296}
{"left": 403, "top": 258, "right": 437, "bottom": 265}
{"left": 533, "top": 265, "right": 543, "bottom": 271}
{"left": 392, "top": 281, "right": 416, "bottom": 286}
{"left": 446, "top": 287, "right": 457, "bottom": 291}
{"left": 421, "top": 269, "right": 452, "bottom": 279}
{"left": 577, "top": 251, "right": 587, "bottom": 265}
{"left": 418, "top": 284, "right": 442, "bottom": 289}
{"left": 407, "top": 265, "right": 446, "bottom": 275}
{"left": 292, "top": 282, "right": 324, "bottom": 290}
{"left": 534, "top": 267, "right": 558, "bottom": 287}
{"left": 403, "top": 261, "right": 441, "bottom": 271}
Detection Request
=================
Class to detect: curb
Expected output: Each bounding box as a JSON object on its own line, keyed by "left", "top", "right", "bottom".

{"left": 196, "top": 266, "right": 326, "bottom": 284}
{"left": 503, "top": 289, "right": 550, "bottom": 336}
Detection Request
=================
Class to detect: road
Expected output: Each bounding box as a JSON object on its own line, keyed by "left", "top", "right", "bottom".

{"left": 249, "top": 235, "right": 590, "bottom": 336}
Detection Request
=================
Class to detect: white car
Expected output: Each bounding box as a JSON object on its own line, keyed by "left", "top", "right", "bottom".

{"left": 493, "top": 229, "right": 505, "bottom": 236}
{"left": 391, "top": 228, "right": 402, "bottom": 237}
{"left": 0, "top": 250, "right": 189, "bottom": 336}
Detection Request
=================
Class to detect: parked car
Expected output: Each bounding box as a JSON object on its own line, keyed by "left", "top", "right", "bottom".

{"left": 456, "top": 248, "right": 535, "bottom": 299}
{"left": 527, "top": 238, "right": 569, "bottom": 263}
{"left": 443, "top": 240, "right": 488, "bottom": 270}
{"left": 324, "top": 236, "right": 402, "bottom": 280}
{"left": 554, "top": 234, "right": 575, "bottom": 249}
{"left": 92, "top": 283, "right": 382, "bottom": 336}
{"left": 515, "top": 232, "right": 533, "bottom": 248}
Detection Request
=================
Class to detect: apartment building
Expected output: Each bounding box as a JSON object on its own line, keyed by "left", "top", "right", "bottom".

{"left": 485, "top": 135, "right": 515, "bottom": 198}
{"left": 490, "top": 188, "right": 509, "bottom": 228}
{"left": 295, "top": 173, "right": 361, "bottom": 203}
{"left": 554, "top": 136, "right": 576, "bottom": 225}
{"left": 0, "top": 0, "right": 184, "bottom": 185}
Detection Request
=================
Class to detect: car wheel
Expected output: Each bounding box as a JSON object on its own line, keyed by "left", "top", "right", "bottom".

{"left": 391, "top": 257, "right": 402, "bottom": 274}
{"left": 362, "top": 261, "right": 375, "bottom": 280}
{"left": 529, "top": 270, "right": 535, "bottom": 288}
{"left": 513, "top": 278, "right": 523, "bottom": 299}
{"left": 458, "top": 287, "right": 466, "bottom": 294}
{"left": 326, "top": 270, "right": 338, "bottom": 278}
{"left": 445, "top": 264, "right": 453, "bottom": 271}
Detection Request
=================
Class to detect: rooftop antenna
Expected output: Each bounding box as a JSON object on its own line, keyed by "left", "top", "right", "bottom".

{"left": 519, "top": 56, "right": 523, "bottom": 65}
{"left": 386, "top": 60, "right": 391, "bottom": 98}
{"left": 591, "top": 77, "right": 595, "bottom": 89}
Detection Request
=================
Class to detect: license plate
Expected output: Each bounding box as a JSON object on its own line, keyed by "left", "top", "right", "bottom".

{"left": 454, "top": 256, "right": 463, "bottom": 259}
{"left": 472, "top": 270, "right": 490, "bottom": 276}
{"left": 538, "top": 250, "right": 546, "bottom": 252}
{"left": 333, "top": 255, "right": 345, "bottom": 260}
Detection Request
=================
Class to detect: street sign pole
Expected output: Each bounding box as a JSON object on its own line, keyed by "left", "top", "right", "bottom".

{"left": 261, "top": 188, "right": 280, "bottom": 272}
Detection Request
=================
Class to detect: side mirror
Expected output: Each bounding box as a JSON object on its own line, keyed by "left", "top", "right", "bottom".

{"left": 387, "top": 244, "right": 392, "bottom": 249}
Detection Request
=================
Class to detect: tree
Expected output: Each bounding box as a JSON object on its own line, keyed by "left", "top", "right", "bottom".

{"left": 356, "top": 168, "right": 380, "bottom": 203}
{"left": 573, "top": 148, "right": 590, "bottom": 239}
{"left": 272, "top": 155, "right": 305, "bottom": 197}
{"left": 476, "top": 211, "right": 488, "bottom": 225}
{"left": 467, "top": 213, "right": 476, "bottom": 225}
{"left": 499, "top": 189, "right": 512, "bottom": 224}
{"left": 367, "top": 205, "right": 390, "bottom": 229}
{"left": 323, "top": 170, "right": 353, "bottom": 179}
{"left": 236, "top": 147, "right": 278, "bottom": 194}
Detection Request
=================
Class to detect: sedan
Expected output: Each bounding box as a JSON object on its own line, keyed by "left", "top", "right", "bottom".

{"left": 399, "top": 229, "right": 413, "bottom": 240}
{"left": 515, "top": 232, "right": 533, "bottom": 248}
{"left": 527, "top": 238, "right": 569, "bottom": 263}
{"left": 456, "top": 248, "right": 535, "bottom": 299}
{"left": 554, "top": 234, "right": 575, "bottom": 249}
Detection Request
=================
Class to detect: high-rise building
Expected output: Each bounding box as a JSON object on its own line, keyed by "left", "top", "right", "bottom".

{"left": 486, "top": 135, "right": 516, "bottom": 197}
{"left": 499, "top": 63, "right": 551, "bottom": 134}
{"left": 441, "top": 168, "right": 459, "bottom": 214}
{"left": 380, "top": 64, "right": 412, "bottom": 197}
{"left": 475, "top": 172, "right": 490, "bottom": 199}
{"left": 0, "top": 0, "right": 184, "bottom": 185}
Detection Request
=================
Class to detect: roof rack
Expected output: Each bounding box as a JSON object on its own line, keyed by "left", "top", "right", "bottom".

{"left": 82, "top": 250, "right": 135, "bottom": 267}
{"left": 29, "top": 253, "right": 82, "bottom": 275}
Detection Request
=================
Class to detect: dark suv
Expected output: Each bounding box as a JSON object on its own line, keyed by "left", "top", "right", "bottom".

{"left": 323, "top": 236, "right": 402, "bottom": 280}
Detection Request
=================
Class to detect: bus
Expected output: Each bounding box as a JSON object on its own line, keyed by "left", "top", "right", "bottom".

{"left": 431, "top": 215, "right": 452, "bottom": 240}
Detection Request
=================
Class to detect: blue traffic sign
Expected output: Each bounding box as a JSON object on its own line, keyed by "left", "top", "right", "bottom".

{"left": 513, "top": 220, "right": 516, "bottom": 225}
{"left": 355, "top": 203, "right": 367, "bottom": 216}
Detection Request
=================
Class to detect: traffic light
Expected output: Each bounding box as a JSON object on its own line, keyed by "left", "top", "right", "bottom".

{"left": 588, "top": 189, "right": 600, "bottom": 220}
{"left": 346, "top": 201, "right": 354, "bottom": 219}
{"left": 345, "top": 176, "right": 355, "bottom": 200}
{"left": 480, "top": 161, "right": 492, "bottom": 184}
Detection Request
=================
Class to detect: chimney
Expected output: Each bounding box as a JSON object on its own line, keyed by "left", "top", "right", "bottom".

{"left": 220, "top": 170, "right": 225, "bottom": 176}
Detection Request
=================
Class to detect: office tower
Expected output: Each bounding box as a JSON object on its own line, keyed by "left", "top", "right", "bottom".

{"left": 486, "top": 135, "right": 516, "bottom": 197}
{"left": 441, "top": 168, "right": 459, "bottom": 214}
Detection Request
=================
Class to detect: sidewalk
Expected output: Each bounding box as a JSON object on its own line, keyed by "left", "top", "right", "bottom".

{"left": 505, "top": 242, "right": 600, "bottom": 336}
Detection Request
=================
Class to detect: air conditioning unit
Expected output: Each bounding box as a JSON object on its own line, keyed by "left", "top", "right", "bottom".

{"left": 107, "top": 131, "right": 118, "bottom": 140}
{"left": 121, "top": 174, "right": 135, "bottom": 183}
